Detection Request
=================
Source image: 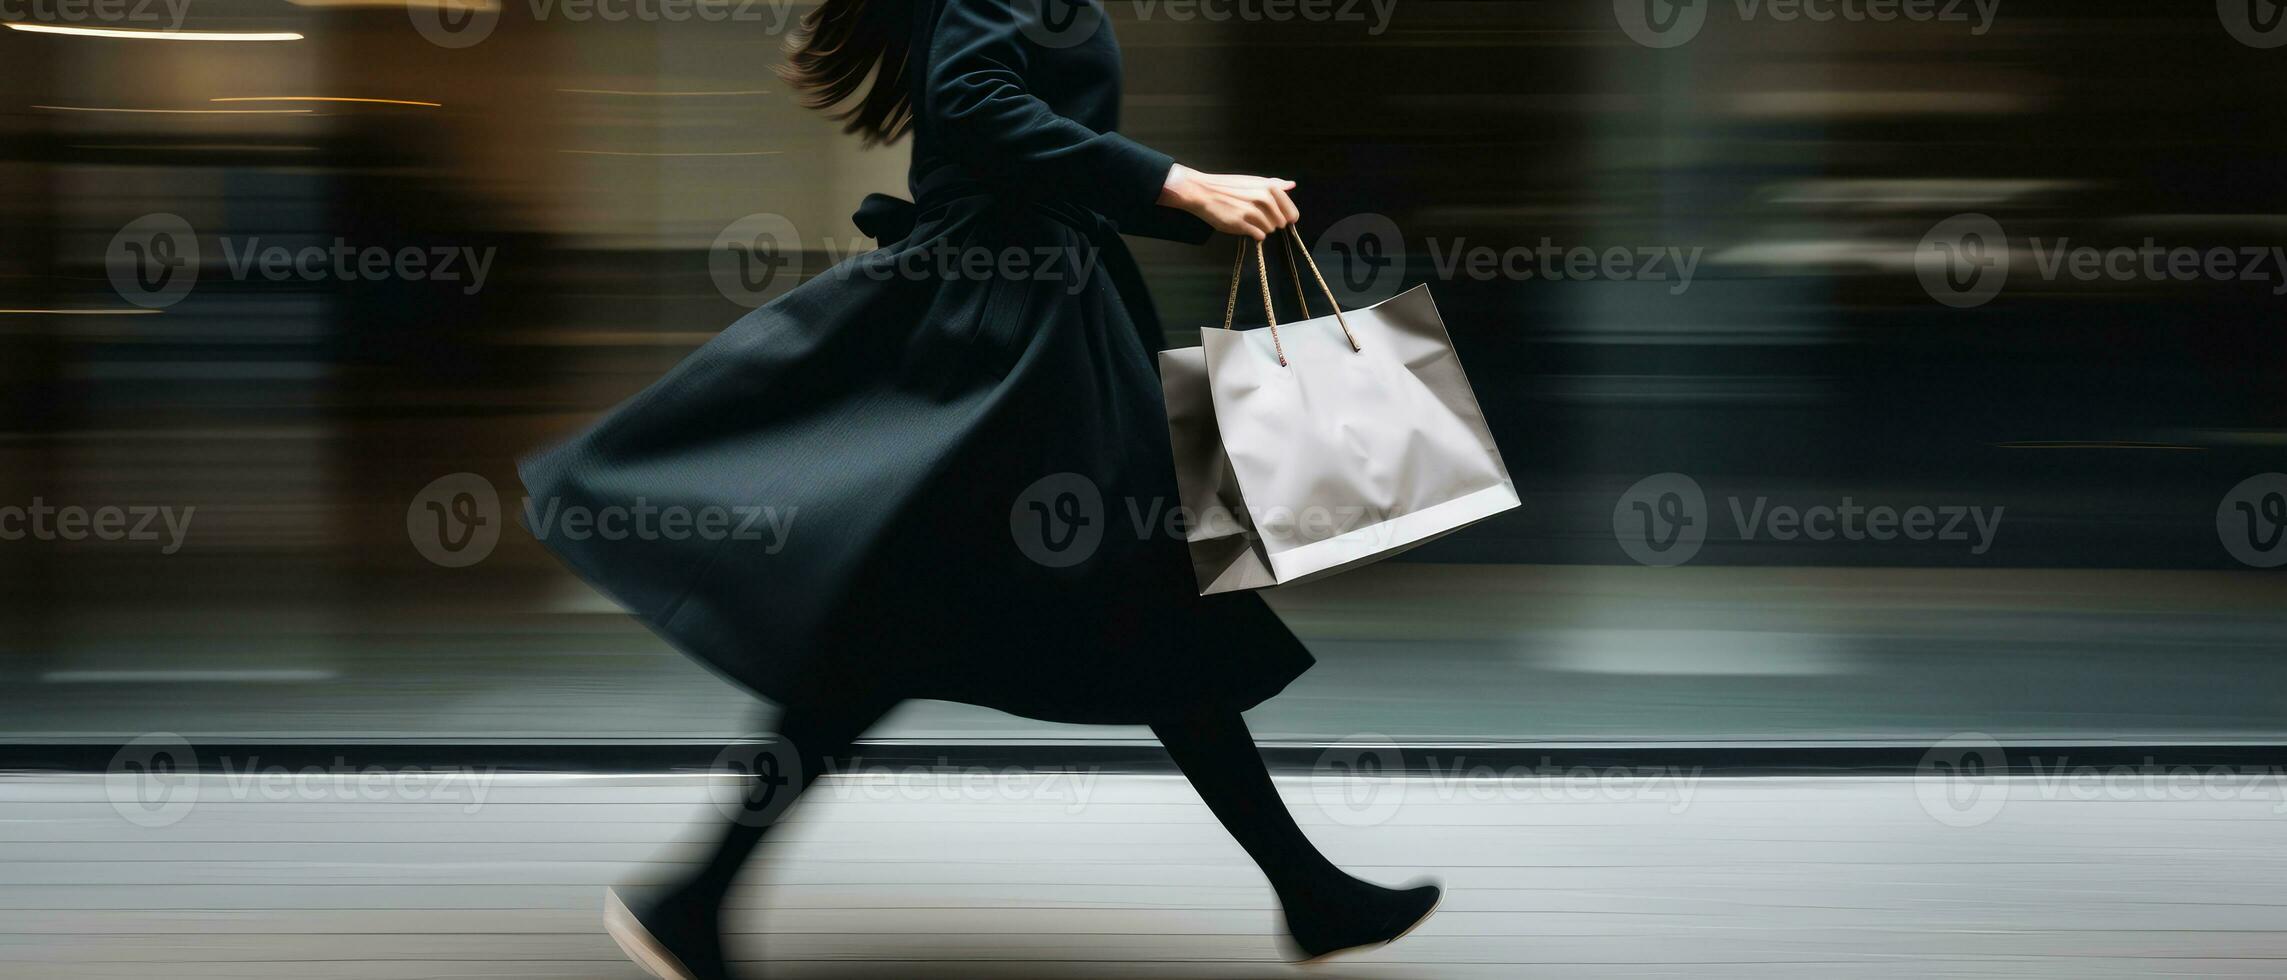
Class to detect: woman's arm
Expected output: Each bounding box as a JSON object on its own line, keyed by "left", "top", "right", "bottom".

{"left": 1157, "top": 165, "right": 1300, "bottom": 241}
{"left": 925, "top": 0, "right": 1298, "bottom": 240}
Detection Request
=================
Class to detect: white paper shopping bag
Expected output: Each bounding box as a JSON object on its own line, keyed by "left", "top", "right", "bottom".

{"left": 1160, "top": 228, "right": 1519, "bottom": 593}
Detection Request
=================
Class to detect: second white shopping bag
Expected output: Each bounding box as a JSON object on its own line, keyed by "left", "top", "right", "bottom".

{"left": 1160, "top": 227, "right": 1519, "bottom": 594}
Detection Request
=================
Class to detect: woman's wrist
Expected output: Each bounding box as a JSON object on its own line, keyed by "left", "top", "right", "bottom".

{"left": 1153, "top": 165, "right": 1299, "bottom": 240}
{"left": 1158, "top": 163, "right": 1199, "bottom": 209}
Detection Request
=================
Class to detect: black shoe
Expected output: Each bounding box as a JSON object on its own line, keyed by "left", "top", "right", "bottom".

{"left": 1279, "top": 877, "right": 1443, "bottom": 963}
{"left": 603, "top": 884, "right": 732, "bottom": 980}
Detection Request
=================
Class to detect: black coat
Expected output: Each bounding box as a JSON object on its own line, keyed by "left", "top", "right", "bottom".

{"left": 518, "top": 0, "right": 1312, "bottom": 724}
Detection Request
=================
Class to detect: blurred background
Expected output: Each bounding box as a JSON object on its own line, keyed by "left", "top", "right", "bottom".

{"left": 3, "top": 0, "right": 2285, "bottom": 746}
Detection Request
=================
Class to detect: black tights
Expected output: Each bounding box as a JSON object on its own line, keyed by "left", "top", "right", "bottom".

{"left": 1150, "top": 706, "right": 1349, "bottom": 899}
{"left": 676, "top": 697, "right": 1352, "bottom": 912}
{"left": 679, "top": 693, "right": 894, "bottom": 908}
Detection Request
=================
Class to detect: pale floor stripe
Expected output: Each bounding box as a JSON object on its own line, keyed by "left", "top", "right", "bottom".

{"left": 0, "top": 774, "right": 2283, "bottom": 978}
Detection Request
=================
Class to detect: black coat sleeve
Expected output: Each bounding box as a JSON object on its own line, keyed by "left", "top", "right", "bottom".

{"left": 924, "top": 0, "right": 1207, "bottom": 243}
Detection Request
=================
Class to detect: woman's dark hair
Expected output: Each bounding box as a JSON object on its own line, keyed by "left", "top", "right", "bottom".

{"left": 779, "top": 0, "right": 916, "bottom": 146}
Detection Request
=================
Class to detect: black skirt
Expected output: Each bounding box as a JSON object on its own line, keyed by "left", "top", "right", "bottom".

{"left": 518, "top": 186, "right": 1312, "bottom": 724}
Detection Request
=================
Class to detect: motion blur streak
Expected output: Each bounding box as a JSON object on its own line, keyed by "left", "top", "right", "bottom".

{"left": 2, "top": 1, "right": 2286, "bottom": 974}
{"left": 2, "top": 0, "right": 2279, "bottom": 740}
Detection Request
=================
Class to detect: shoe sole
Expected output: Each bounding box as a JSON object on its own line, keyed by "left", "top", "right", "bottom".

{"left": 1296, "top": 890, "right": 1444, "bottom": 966}
{"left": 603, "top": 887, "right": 699, "bottom": 980}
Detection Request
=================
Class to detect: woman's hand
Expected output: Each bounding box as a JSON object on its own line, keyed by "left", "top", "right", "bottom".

{"left": 1158, "top": 164, "right": 1300, "bottom": 240}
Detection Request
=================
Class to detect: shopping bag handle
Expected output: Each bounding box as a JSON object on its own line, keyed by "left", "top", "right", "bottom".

{"left": 1220, "top": 227, "right": 1362, "bottom": 367}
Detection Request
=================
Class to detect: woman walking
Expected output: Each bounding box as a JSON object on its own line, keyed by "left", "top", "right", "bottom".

{"left": 521, "top": 1, "right": 1440, "bottom": 975}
